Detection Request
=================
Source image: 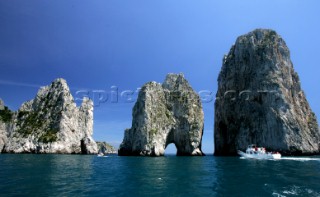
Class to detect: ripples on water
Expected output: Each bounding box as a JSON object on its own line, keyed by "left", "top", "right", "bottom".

{"left": 0, "top": 154, "right": 319, "bottom": 197}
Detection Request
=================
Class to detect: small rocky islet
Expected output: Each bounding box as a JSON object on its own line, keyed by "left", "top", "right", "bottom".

{"left": 0, "top": 28, "right": 319, "bottom": 156}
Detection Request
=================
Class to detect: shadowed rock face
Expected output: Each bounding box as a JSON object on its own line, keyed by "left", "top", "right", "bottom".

{"left": 119, "top": 73, "right": 204, "bottom": 156}
{"left": 0, "top": 99, "right": 12, "bottom": 152}
{"left": 214, "top": 29, "right": 320, "bottom": 156}
{"left": 0, "top": 79, "right": 98, "bottom": 154}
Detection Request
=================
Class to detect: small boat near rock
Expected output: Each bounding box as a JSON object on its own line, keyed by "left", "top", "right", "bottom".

{"left": 97, "top": 152, "right": 105, "bottom": 157}
{"left": 237, "top": 144, "right": 281, "bottom": 159}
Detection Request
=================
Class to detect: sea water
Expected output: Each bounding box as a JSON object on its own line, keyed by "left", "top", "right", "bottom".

{"left": 0, "top": 154, "right": 319, "bottom": 197}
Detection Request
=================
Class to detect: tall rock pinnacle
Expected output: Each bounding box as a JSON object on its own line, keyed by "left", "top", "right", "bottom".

{"left": 214, "top": 29, "right": 320, "bottom": 156}
{"left": 119, "top": 73, "right": 204, "bottom": 156}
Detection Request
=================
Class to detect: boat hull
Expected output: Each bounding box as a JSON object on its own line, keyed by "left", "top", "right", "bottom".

{"left": 237, "top": 150, "right": 281, "bottom": 159}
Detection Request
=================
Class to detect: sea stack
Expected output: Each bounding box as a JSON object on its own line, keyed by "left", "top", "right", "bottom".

{"left": 0, "top": 78, "right": 98, "bottom": 154}
{"left": 214, "top": 29, "right": 320, "bottom": 156}
{"left": 97, "top": 141, "right": 117, "bottom": 154}
{"left": 119, "top": 73, "right": 204, "bottom": 156}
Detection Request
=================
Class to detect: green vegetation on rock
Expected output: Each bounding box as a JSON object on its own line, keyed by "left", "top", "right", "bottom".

{"left": 0, "top": 106, "right": 13, "bottom": 123}
{"left": 18, "top": 111, "right": 29, "bottom": 119}
{"left": 38, "top": 129, "right": 58, "bottom": 143}
{"left": 150, "top": 128, "right": 158, "bottom": 136}
{"left": 17, "top": 111, "right": 43, "bottom": 137}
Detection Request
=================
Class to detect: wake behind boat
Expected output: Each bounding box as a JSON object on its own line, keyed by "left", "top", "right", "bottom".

{"left": 238, "top": 144, "right": 281, "bottom": 159}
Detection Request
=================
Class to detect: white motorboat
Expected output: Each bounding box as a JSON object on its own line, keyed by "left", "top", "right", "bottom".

{"left": 237, "top": 144, "right": 281, "bottom": 159}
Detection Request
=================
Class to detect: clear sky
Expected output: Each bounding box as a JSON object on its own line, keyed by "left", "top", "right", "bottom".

{"left": 0, "top": 0, "right": 319, "bottom": 154}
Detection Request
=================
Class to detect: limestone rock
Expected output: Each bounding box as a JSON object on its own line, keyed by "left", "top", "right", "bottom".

{"left": 0, "top": 99, "right": 12, "bottom": 152}
{"left": 119, "top": 73, "right": 204, "bottom": 156}
{"left": 2, "top": 78, "right": 98, "bottom": 154}
{"left": 0, "top": 99, "right": 4, "bottom": 110}
{"left": 0, "top": 123, "right": 7, "bottom": 152}
{"left": 97, "top": 141, "right": 117, "bottom": 154}
{"left": 214, "top": 29, "right": 320, "bottom": 156}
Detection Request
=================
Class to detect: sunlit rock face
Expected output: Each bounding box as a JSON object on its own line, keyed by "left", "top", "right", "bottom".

{"left": 214, "top": 29, "right": 320, "bottom": 156}
{"left": 119, "top": 73, "right": 204, "bottom": 156}
{"left": 1, "top": 79, "right": 98, "bottom": 154}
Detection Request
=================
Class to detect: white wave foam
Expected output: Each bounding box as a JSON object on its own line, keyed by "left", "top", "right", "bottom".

{"left": 280, "top": 157, "right": 320, "bottom": 162}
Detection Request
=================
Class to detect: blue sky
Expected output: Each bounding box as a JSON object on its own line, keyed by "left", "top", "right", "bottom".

{"left": 0, "top": 0, "right": 319, "bottom": 154}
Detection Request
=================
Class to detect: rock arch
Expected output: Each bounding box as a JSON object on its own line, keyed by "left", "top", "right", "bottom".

{"left": 118, "top": 73, "right": 204, "bottom": 156}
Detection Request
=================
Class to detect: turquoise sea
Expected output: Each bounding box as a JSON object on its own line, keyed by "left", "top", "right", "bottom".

{"left": 0, "top": 154, "right": 320, "bottom": 197}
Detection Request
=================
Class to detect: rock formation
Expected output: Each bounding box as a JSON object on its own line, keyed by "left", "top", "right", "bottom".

{"left": 0, "top": 99, "right": 4, "bottom": 110}
{"left": 214, "top": 29, "right": 320, "bottom": 156}
{"left": 0, "top": 118, "right": 7, "bottom": 152}
{"left": 0, "top": 99, "right": 12, "bottom": 152}
{"left": 97, "top": 141, "right": 117, "bottom": 154}
{"left": 118, "top": 73, "right": 204, "bottom": 156}
{"left": 0, "top": 79, "right": 98, "bottom": 154}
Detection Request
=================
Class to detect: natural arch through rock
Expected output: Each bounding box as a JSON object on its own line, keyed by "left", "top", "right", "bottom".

{"left": 164, "top": 143, "right": 177, "bottom": 155}
{"left": 118, "top": 73, "right": 204, "bottom": 156}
